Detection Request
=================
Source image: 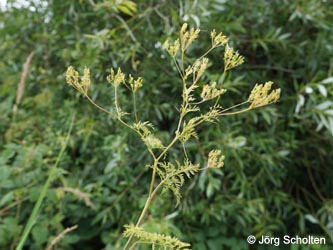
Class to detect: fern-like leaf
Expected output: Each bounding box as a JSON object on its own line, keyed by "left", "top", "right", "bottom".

{"left": 132, "top": 121, "right": 164, "bottom": 149}
{"left": 158, "top": 160, "right": 200, "bottom": 206}
{"left": 123, "top": 225, "right": 191, "bottom": 250}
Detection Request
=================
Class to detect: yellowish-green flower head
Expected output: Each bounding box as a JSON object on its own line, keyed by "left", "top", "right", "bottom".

{"left": 224, "top": 45, "right": 245, "bottom": 71}
{"left": 163, "top": 39, "right": 180, "bottom": 58}
{"left": 248, "top": 81, "right": 281, "bottom": 108}
{"left": 180, "top": 23, "right": 200, "bottom": 51}
{"left": 128, "top": 74, "right": 143, "bottom": 92}
{"left": 207, "top": 150, "right": 225, "bottom": 169}
{"left": 66, "top": 66, "right": 90, "bottom": 95}
{"left": 106, "top": 68, "right": 125, "bottom": 87}
{"left": 211, "top": 29, "right": 228, "bottom": 47}
{"left": 201, "top": 82, "right": 227, "bottom": 101}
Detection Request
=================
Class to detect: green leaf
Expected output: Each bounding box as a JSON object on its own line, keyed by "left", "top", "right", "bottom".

{"left": 317, "top": 84, "right": 327, "bottom": 97}
{"left": 32, "top": 224, "right": 49, "bottom": 245}
{"left": 29, "top": 186, "right": 42, "bottom": 202}
{"left": 304, "top": 214, "right": 318, "bottom": 224}
{"left": 228, "top": 136, "right": 247, "bottom": 148}
{"left": 315, "top": 101, "right": 332, "bottom": 110}
{"left": 0, "top": 218, "right": 21, "bottom": 244}
{"left": 206, "top": 182, "right": 214, "bottom": 198}
{"left": 0, "top": 191, "right": 14, "bottom": 207}
{"left": 321, "top": 77, "right": 333, "bottom": 84}
{"left": 116, "top": 1, "right": 137, "bottom": 16}
{"left": 0, "top": 166, "right": 12, "bottom": 181}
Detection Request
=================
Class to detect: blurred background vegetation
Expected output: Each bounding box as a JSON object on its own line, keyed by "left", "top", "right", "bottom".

{"left": 0, "top": 0, "right": 332, "bottom": 249}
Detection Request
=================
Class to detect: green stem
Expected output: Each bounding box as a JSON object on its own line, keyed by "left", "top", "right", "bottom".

{"left": 219, "top": 101, "right": 249, "bottom": 113}
{"left": 219, "top": 107, "right": 251, "bottom": 116}
{"left": 123, "top": 54, "right": 187, "bottom": 248}
{"left": 123, "top": 195, "right": 152, "bottom": 250}
{"left": 123, "top": 133, "right": 179, "bottom": 250}
{"left": 123, "top": 178, "right": 165, "bottom": 250}
{"left": 149, "top": 162, "right": 157, "bottom": 196}
{"left": 87, "top": 93, "right": 131, "bottom": 131}
{"left": 198, "top": 46, "right": 214, "bottom": 61}
{"left": 113, "top": 87, "right": 133, "bottom": 130}
{"left": 132, "top": 92, "right": 138, "bottom": 123}
{"left": 15, "top": 115, "right": 75, "bottom": 250}
{"left": 181, "top": 50, "right": 185, "bottom": 75}
{"left": 86, "top": 95, "right": 113, "bottom": 116}
{"left": 156, "top": 136, "right": 179, "bottom": 162}
{"left": 173, "top": 57, "right": 183, "bottom": 79}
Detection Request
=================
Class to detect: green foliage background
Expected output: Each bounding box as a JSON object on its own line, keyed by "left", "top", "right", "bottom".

{"left": 0, "top": 0, "right": 332, "bottom": 249}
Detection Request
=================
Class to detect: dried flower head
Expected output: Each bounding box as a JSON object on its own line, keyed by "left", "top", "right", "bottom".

{"left": 201, "top": 82, "right": 227, "bottom": 101}
{"left": 195, "top": 57, "right": 209, "bottom": 82}
{"left": 82, "top": 67, "right": 90, "bottom": 93}
{"left": 180, "top": 23, "right": 200, "bottom": 51}
{"left": 224, "top": 45, "right": 244, "bottom": 71}
{"left": 66, "top": 66, "right": 79, "bottom": 87}
{"left": 106, "top": 68, "right": 125, "bottom": 87}
{"left": 207, "top": 150, "right": 225, "bottom": 169}
{"left": 211, "top": 29, "right": 228, "bottom": 47}
{"left": 163, "top": 39, "right": 180, "bottom": 58}
{"left": 128, "top": 74, "right": 143, "bottom": 92}
{"left": 248, "top": 81, "right": 281, "bottom": 108}
{"left": 66, "top": 66, "right": 90, "bottom": 95}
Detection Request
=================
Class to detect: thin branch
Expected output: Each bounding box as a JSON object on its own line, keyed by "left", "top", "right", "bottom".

{"left": 0, "top": 198, "right": 29, "bottom": 217}
{"left": 219, "top": 107, "right": 251, "bottom": 116}
{"left": 46, "top": 225, "right": 78, "bottom": 250}
{"left": 62, "top": 187, "right": 96, "bottom": 210}
{"left": 86, "top": 95, "right": 113, "bottom": 116}
{"left": 306, "top": 165, "right": 326, "bottom": 202}
{"left": 114, "top": 14, "right": 138, "bottom": 43}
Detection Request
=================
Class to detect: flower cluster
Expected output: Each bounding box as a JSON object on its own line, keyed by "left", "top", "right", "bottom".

{"left": 163, "top": 39, "right": 180, "bottom": 58}
{"left": 207, "top": 150, "right": 225, "bottom": 169}
{"left": 106, "top": 68, "right": 125, "bottom": 87}
{"left": 66, "top": 66, "right": 90, "bottom": 95}
{"left": 201, "top": 82, "right": 227, "bottom": 101}
{"left": 184, "top": 57, "right": 209, "bottom": 82}
{"left": 211, "top": 29, "right": 228, "bottom": 48}
{"left": 180, "top": 23, "right": 200, "bottom": 52}
{"left": 128, "top": 74, "right": 143, "bottom": 92}
{"left": 224, "top": 45, "right": 245, "bottom": 71}
{"left": 248, "top": 81, "right": 281, "bottom": 108}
